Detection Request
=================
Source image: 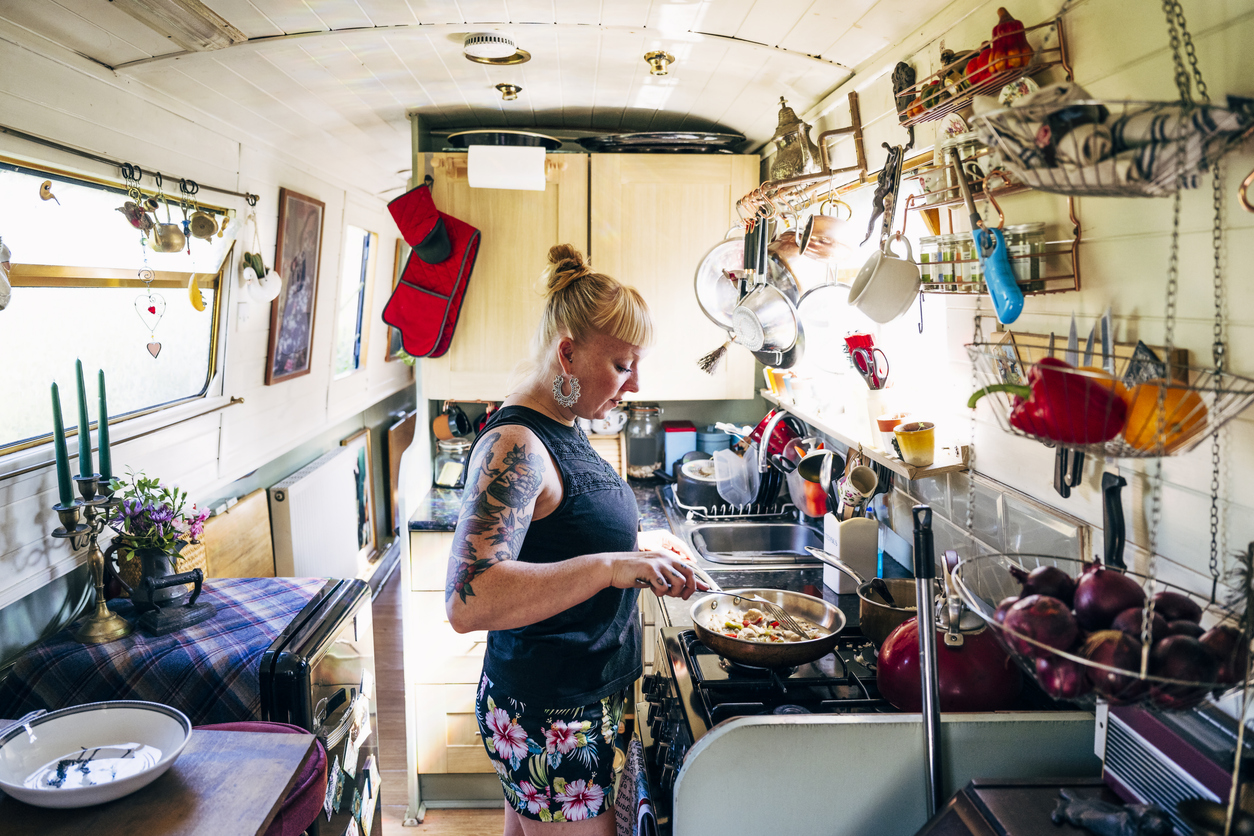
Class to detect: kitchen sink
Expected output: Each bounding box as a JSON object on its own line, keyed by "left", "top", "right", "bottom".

{"left": 689, "top": 522, "right": 823, "bottom": 565}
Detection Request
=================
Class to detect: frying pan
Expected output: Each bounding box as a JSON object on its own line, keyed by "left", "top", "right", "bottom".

{"left": 688, "top": 566, "right": 846, "bottom": 668}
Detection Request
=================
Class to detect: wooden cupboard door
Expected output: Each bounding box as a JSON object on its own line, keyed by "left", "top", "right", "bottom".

{"left": 409, "top": 531, "right": 454, "bottom": 592}
{"left": 412, "top": 683, "right": 495, "bottom": 774}
{"left": 422, "top": 154, "right": 590, "bottom": 401}
{"left": 591, "top": 155, "right": 759, "bottom": 401}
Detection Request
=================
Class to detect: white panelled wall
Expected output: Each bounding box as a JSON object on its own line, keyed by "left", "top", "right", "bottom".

{"left": 0, "top": 29, "right": 412, "bottom": 611}
{"left": 797, "top": 0, "right": 1254, "bottom": 596}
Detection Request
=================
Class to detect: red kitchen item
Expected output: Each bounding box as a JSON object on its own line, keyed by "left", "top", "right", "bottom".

{"left": 383, "top": 182, "right": 481, "bottom": 358}
{"left": 876, "top": 611, "right": 1023, "bottom": 712}
{"left": 746, "top": 408, "right": 801, "bottom": 457}
{"left": 843, "top": 332, "right": 875, "bottom": 353}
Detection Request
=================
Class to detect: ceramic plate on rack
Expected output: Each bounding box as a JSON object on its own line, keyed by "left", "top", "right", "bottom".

{"left": 998, "top": 77, "right": 1040, "bottom": 106}
{"left": 0, "top": 701, "right": 192, "bottom": 808}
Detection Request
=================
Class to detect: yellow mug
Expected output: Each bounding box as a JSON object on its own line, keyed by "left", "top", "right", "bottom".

{"left": 894, "top": 421, "right": 936, "bottom": 467}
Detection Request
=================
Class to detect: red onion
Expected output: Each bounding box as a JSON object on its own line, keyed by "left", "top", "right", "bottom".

{"left": 1110, "top": 607, "right": 1167, "bottom": 645}
{"left": 1035, "top": 654, "right": 1092, "bottom": 701}
{"left": 1199, "top": 624, "right": 1248, "bottom": 685}
{"left": 1008, "top": 564, "right": 1076, "bottom": 607}
{"left": 993, "top": 596, "right": 1020, "bottom": 625}
{"left": 1151, "top": 590, "right": 1203, "bottom": 624}
{"left": 1073, "top": 563, "right": 1145, "bottom": 631}
{"left": 1149, "top": 635, "right": 1219, "bottom": 710}
{"left": 1003, "top": 595, "right": 1080, "bottom": 658}
{"left": 1166, "top": 620, "right": 1205, "bottom": 639}
{"left": 1083, "top": 630, "right": 1146, "bottom": 704}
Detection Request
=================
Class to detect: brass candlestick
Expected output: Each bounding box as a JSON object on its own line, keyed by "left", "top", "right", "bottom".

{"left": 55, "top": 474, "right": 133, "bottom": 644}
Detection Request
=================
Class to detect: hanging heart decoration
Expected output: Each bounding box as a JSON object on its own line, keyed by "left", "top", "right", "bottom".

{"left": 135, "top": 291, "right": 166, "bottom": 333}
{"left": 147, "top": 342, "right": 162, "bottom": 358}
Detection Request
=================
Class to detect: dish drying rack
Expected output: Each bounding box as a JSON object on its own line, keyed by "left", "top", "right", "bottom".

{"left": 668, "top": 486, "right": 796, "bottom": 522}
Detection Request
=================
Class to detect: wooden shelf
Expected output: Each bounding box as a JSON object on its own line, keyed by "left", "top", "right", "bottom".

{"left": 761, "top": 390, "right": 969, "bottom": 481}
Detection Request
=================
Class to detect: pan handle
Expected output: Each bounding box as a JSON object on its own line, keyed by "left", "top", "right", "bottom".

{"left": 806, "top": 546, "right": 868, "bottom": 587}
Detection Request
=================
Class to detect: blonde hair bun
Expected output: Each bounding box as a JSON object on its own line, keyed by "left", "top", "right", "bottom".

{"left": 545, "top": 244, "right": 592, "bottom": 294}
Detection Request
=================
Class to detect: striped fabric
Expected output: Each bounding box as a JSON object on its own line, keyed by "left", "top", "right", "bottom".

{"left": 0, "top": 577, "right": 326, "bottom": 725}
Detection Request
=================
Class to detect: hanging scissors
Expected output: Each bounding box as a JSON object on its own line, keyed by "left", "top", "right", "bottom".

{"left": 852, "top": 347, "right": 889, "bottom": 390}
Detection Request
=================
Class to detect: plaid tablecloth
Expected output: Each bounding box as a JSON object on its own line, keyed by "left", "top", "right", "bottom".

{"left": 0, "top": 577, "right": 327, "bottom": 726}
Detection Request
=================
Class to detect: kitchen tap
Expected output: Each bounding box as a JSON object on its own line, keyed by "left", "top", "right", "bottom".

{"left": 757, "top": 408, "right": 790, "bottom": 473}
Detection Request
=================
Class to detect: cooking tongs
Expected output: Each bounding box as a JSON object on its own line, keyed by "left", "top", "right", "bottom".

{"left": 949, "top": 151, "right": 1023, "bottom": 325}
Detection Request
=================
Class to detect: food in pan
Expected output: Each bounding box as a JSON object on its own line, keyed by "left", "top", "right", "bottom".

{"left": 718, "top": 607, "right": 825, "bottom": 643}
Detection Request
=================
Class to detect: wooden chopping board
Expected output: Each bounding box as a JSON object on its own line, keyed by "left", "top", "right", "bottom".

{"left": 0, "top": 730, "right": 313, "bottom": 836}
{"left": 202, "top": 489, "right": 275, "bottom": 578}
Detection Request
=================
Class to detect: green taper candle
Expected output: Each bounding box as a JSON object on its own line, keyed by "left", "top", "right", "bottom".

{"left": 97, "top": 369, "right": 112, "bottom": 481}
{"left": 74, "top": 359, "right": 92, "bottom": 477}
{"left": 51, "top": 382, "right": 74, "bottom": 506}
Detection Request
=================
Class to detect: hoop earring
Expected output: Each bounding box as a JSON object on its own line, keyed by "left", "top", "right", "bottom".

{"left": 552, "top": 373, "right": 581, "bottom": 408}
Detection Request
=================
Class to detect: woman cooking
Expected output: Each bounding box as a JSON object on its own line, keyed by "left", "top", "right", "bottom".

{"left": 446, "top": 244, "right": 701, "bottom": 834}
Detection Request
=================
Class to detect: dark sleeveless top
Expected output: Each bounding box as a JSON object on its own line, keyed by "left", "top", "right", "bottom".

{"left": 470, "top": 405, "right": 641, "bottom": 707}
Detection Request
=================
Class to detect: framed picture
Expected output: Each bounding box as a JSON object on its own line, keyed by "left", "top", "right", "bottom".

{"left": 266, "top": 188, "right": 326, "bottom": 385}
{"left": 385, "top": 239, "right": 409, "bottom": 361}
{"left": 341, "top": 428, "right": 378, "bottom": 562}
{"left": 992, "top": 330, "right": 1024, "bottom": 386}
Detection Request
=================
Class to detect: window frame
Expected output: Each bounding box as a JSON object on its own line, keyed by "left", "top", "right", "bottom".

{"left": 0, "top": 156, "right": 231, "bottom": 458}
{"left": 332, "top": 225, "right": 378, "bottom": 380}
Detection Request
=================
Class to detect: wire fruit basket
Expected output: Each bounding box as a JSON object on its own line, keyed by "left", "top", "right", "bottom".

{"left": 952, "top": 553, "right": 1246, "bottom": 711}
{"left": 973, "top": 98, "right": 1254, "bottom": 197}
{"left": 967, "top": 337, "right": 1254, "bottom": 458}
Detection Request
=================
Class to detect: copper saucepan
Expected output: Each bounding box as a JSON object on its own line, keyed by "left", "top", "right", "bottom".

{"left": 688, "top": 566, "right": 846, "bottom": 668}
{"left": 806, "top": 547, "right": 920, "bottom": 648}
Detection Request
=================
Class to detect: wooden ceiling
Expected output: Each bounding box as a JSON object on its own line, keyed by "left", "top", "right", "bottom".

{"left": 0, "top": 0, "right": 955, "bottom": 197}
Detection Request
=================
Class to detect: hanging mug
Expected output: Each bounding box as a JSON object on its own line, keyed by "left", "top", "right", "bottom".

{"left": 798, "top": 198, "right": 853, "bottom": 263}
{"left": 433, "top": 404, "right": 471, "bottom": 440}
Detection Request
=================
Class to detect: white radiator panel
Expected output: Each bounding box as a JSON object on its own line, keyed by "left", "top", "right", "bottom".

{"left": 269, "top": 449, "right": 360, "bottom": 578}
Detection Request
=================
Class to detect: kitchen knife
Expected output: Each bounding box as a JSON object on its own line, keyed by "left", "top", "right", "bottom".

{"left": 1102, "top": 471, "right": 1127, "bottom": 569}
{"left": 1082, "top": 324, "right": 1095, "bottom": 368}
{"left": 1100, "top": 307, "right": 1114, "bottom": 375}
{"left": 1066, "top": 313, "right": 1078, "bottom": 367}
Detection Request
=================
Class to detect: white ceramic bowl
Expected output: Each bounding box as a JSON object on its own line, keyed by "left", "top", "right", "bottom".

{"left": 0, "top": 701, "right": 191, "bottom": 808}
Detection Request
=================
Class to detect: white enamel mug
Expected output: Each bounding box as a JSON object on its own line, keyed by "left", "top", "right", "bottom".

{"left": 848, "top": 233, "right": 921, "bottom": 323}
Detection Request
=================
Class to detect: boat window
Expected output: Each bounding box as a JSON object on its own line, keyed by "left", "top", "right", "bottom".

{"left": 0, "top": 162, "right": 228, "bottom": 456}
{"left": 333, "top": 225, "right": 377, "bottom": 378}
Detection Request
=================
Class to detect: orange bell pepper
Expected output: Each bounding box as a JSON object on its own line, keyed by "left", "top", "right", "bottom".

{"left": 1122, "top": 381, "right": 1208, "bottom": 452}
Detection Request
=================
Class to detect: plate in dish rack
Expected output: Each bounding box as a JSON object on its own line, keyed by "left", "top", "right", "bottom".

{"left": 0, "top": 701, "right": 191, "bottom": 808}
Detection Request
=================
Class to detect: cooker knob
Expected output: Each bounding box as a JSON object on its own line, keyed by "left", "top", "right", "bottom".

{"left": 660, "top": 762, "right": 676, "bottom": 791}
{"left": 642, "top": 673, "right": 665, "bottom": 701}
{"left": 653, "top": 738, "right": 670, "bottom": 766}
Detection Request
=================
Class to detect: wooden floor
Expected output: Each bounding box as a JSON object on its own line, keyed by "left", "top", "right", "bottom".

{"left": 373, "top": 562, "right": 504, "bottom": 835}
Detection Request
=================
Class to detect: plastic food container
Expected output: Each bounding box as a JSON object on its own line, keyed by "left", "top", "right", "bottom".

{"left": 697, "top": 427, "right": 732, "bottom": 454}
{"left": 713, "top": 444, "right": 758, "bottom": 506}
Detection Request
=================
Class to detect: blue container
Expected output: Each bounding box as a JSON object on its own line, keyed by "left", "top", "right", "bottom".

{"left": 697, "top": 427, "right": 732, "bottom": 454}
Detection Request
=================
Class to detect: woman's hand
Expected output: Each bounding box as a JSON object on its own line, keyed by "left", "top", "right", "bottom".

{"left": 606, "top": 547, "right": 704, "bottom": 600}
{"left": 637, "top": 528, "right": 695, "bottom": 562}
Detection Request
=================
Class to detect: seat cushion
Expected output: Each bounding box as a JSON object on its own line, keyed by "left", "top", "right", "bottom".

{"left": 195, "top": 721, "right": 327, "bottom": 836}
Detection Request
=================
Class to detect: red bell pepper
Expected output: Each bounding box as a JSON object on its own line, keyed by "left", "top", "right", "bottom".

{"left": 968, "top": 357, "right": 1127, "bottom": 445}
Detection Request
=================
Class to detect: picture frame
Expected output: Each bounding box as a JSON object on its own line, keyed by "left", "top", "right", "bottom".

{"left": 992, "top": 329, "right": 1024, "bottom": 386}
{"left": 266, "top": 188, "right": 326, "bottom": 385}
{"left": 340, "top": 428, "right": 378, "bottom": 562}
{"left": 385, "top": 239, "right": 409, "bottom": 361}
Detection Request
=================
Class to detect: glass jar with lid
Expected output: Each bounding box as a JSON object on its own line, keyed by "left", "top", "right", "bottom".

{"left": 434, "top": 437, "right": 472, "bottom": 489}
{"left": 625, "top": 403, "right": 663, "bottom": 479}
{"left": 918, "top": 235, "right": 940, "bottom": 284}
{"left": 1004, "top": 222, "right": 1046, "bottom": 285}
{"left": 935, "top": 234, "right": 958, "bottom": 284}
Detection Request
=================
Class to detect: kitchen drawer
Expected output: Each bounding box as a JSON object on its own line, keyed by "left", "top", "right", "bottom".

{"left": 412, "top": 683, "right": 495, "bottom": 774}
{"left": 409, "top": 591, "right": 487, "bottom": 683}
{"left": 410, "top": 531, "right": 455, "bottom": 591}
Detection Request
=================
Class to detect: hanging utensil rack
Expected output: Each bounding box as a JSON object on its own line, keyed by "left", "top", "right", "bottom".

{"left": 896, "top": 16, "right": 1071, "bottom": 127}
{"left": 735, "top": 92, "right": 868, "bottom": 219}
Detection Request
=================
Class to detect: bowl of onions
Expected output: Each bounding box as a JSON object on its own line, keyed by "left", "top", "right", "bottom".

{"left": 951, "top": 553, "right": 1247, "bottom": 710}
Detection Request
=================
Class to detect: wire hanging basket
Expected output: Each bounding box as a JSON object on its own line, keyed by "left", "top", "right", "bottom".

{"left": 972, "top": 98, "right": 1254, "bottom": 197}
{"left": 967, "top": 336, "right": 1254, "bottom": 458}
{"left": 952, "top": 553, "right": 1247, "bottom": 711}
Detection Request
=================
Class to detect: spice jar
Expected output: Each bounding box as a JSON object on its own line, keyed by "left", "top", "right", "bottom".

{"left": 625, "top": 403, "right": 663, "bottom": 478}
{"left": 434, "top": 437, "right": 471, "bottom": 489}
{"left": 1004, "top": 222, "right": 1045, "bottom": 285}
{"left": 936, "top": 234, "right": 958, "bottom": 284}
{"left": 919, "top": 235, "right": 940, "bottom": 283}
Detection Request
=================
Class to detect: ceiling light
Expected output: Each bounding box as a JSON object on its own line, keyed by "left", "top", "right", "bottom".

{"left": 645, "top": 51, "right": 676, "bottom": 76}
{"left": 496, "top": 83, "right": 521, "bottom": 101}
{"left": 464, "top": 33, "right": 531, "bottom": 65}
{"left": 108, "top": 0, "right": 247, "bottom": 52}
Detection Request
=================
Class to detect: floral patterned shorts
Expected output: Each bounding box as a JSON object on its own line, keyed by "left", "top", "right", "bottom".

{"left": 475, "top": 671, "right": 627, "bottom": 823}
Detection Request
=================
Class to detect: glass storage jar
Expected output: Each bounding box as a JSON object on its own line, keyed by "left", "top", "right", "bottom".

{"left": 625, "top": 403, "right": 663, "bottom": 479}
{"left": 1004, "top": 222, "right": 1046, "bottom": 285}
{"left": 919, "top": 235, "right": 940, "bottom": 283}
{"left": 434, "top": 437, "right": 472, "bottom": 489}
{"left": 936, "top": 234, "right": 959, "bottom": 284}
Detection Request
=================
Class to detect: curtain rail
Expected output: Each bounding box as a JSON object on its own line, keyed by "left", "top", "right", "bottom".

{"left": 0, "top": 124, "right": 259, "bottom": 205}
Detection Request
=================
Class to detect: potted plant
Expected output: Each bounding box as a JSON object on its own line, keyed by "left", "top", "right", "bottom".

{"left": 106, "top": 470, "right": 209, "bottom": 604}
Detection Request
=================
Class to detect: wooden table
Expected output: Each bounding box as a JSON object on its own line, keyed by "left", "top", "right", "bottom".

{"left": 0, "top": 729, "right": 313, "bottom": 836}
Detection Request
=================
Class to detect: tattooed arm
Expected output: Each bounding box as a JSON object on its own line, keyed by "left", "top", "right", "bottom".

{"left": 445, "top": 424, "right": 700, "bottom": 633}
